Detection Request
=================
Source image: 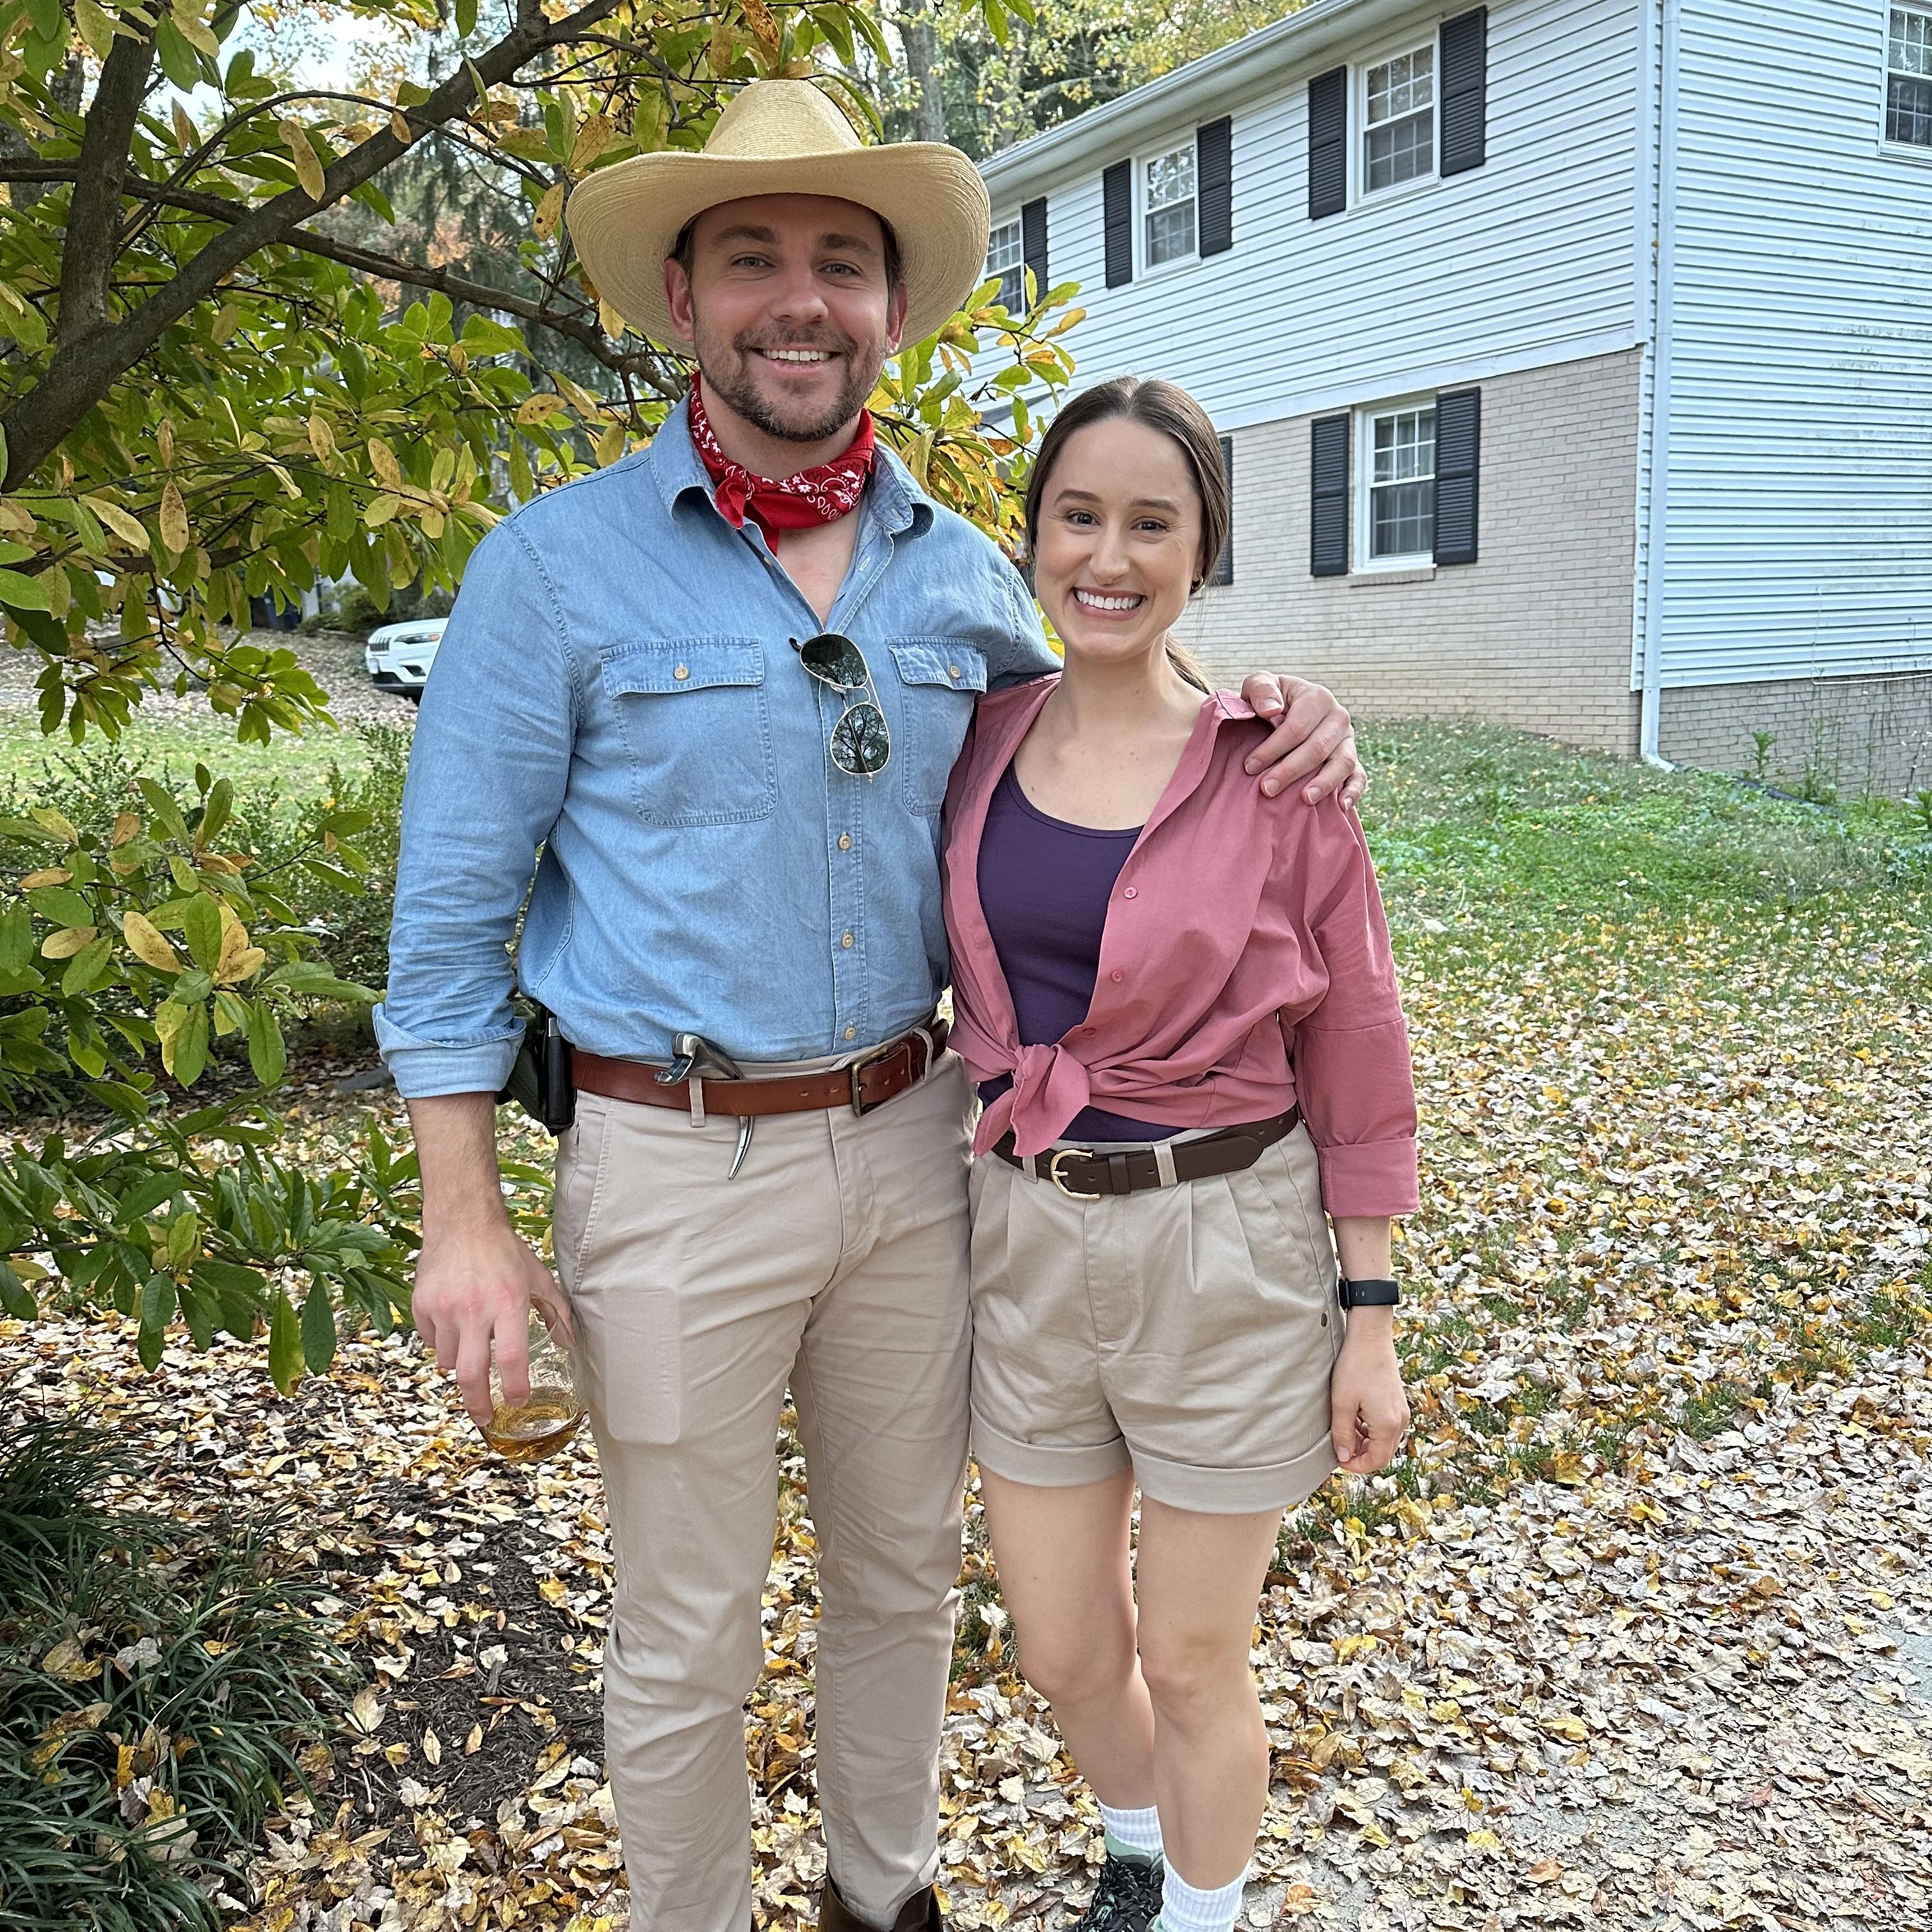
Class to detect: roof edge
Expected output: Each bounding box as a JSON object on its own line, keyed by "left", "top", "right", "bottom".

{"left": 977, "top": 0, "right": 1419, "bottom": 199}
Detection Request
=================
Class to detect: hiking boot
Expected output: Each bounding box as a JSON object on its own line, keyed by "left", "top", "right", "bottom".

{"left": 1070, "top": 1850, "right": 1164, "bottom": 1932}
{"left": 818, "top": 1880, "right": 942, "bottom": 1932}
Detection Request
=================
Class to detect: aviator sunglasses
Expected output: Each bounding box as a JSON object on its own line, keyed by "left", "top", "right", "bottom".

{"left": 792, "top": 632, "right": 892, "bottom": 779}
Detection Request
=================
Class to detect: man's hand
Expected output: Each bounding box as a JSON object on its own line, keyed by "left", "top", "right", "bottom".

{"left": 1330, "top": 1310, "right": 1409, "bottom": 1475}
{"left": 1238, "top": 673, "right": 1365, "bottom": 808}
{"left": 414, "top": 1219, "right": 567, "bottom": 1425}
{"left": 407, "top": 1091, "right": 572, "bottom": 1427}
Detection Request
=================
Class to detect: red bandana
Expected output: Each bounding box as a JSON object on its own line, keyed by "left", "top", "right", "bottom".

{"left": 687, "top": 376, "right": 876, "bottom": 544}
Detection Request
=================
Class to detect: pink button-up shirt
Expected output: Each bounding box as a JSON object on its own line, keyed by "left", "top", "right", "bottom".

{"left": 942, "top": 678, "right": 1419, "bottom": 1218}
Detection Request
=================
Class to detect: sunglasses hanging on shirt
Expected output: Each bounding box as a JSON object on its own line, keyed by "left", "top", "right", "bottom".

{"left": 793, "top": 632, "right": 892, "bottom": 779}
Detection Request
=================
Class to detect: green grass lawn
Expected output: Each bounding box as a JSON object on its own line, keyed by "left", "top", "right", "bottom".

{"left": 0, "top": 703, "right": 378, "bottom": 806}
{"left": 1358, "top": 717, "right": 1932, "bottom": 926}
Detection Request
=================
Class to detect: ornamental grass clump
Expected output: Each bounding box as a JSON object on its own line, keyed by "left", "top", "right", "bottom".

{"left": 0, "top": 1414, "right": 354, "bottom": 1930}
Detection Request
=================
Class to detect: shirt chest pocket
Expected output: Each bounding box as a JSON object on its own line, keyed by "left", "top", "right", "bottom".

{"left": 604, "top": 642, "right": 776, "bottom": 828}
{"left": 887, "top": 641, "right": 989, "bottom": 815}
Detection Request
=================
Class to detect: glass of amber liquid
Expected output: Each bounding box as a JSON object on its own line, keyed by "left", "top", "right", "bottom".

{"left": 482, "top": 1305, "right": 586, "bottom": 1462}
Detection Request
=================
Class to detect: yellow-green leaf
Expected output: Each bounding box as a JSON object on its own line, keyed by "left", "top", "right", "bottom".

{"left": 123, "top": 911, "right": 181, "bottom": 973}
{"left": 72, "top": 0, "right": 113, "bottom": 57}
{"left": 533, "top": 181, "right": 565, "bottom": 241}
{"left": 569, "top": 112, "right": 614, "bottom": 174}
{"left": 41, "top": 926, "right": 97, "bottom": 960}
{"left": 280, "top": 118, "right": 326, "bottom": 201}
{"left": 158, "top": 482, "right": 190, "bottom": 554}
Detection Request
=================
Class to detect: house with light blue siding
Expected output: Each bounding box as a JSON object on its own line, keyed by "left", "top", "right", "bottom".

{"left": 976, "top": 0, "right": 1932, "bottom": 793}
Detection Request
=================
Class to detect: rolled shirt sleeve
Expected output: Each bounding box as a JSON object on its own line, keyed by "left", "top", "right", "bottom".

{"left": 1285, "top": 806, "right": 1420, "bottom": 1218}
{"left": 372, "top": 518, "right": 578, "bottom": 1099}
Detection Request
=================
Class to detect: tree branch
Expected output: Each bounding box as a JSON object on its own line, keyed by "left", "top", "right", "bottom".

{"left": 0, "top": 162, "right": 679, "bottom": 392}
{"left": 1, "top": 0, "right": 629, "bottom": 489}
{"left": 57, "top": 24, "right": 159, "bottom": 344}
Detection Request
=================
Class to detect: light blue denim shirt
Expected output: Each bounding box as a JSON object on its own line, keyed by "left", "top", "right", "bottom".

{"left": 373, "top": 397, "right": 1059, "bottom": 1098}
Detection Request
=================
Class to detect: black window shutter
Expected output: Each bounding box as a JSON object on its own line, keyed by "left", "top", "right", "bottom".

{"left": 1103, "top": 161, "right": 1133, "bottom": 287}
{"left": 1197, "top": 116, "right": 1234, "bottom": 256}
{"left": 1021, "top": 197, "right": 1048, "bottom": 302}
{"left": 1210, "top": 434, "right": 1234, "bottom": 585}
{"left": 1439, "top": 8, "right": 1489, "bottom": 177}
{"left": 1433, "top": 387, "right": 1481, "bottom": 565}
{"left": 1307, "top": 68, "right": 1348, "bottom": 219}
{"left": 1310, "top": 414, "right": 1349, "bottom": 576}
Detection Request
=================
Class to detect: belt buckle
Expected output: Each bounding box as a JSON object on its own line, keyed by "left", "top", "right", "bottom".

{"left": 848, "top": 1034, "right": 914, "bottom": 1116}
{"left": 1046, "top": 1147, "right": 1100, "bottom": 1200}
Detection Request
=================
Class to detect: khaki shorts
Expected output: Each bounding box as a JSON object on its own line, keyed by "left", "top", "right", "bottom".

{"left": 967, "top": 1122, "right": 1343, "bottom": 1515}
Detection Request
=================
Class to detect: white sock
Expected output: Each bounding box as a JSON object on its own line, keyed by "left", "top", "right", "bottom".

{"left": 1098, "top": 1800, "right": 1163, "bottom": 1862}
{"left": 1154, "top": 1860, "right": 1248, "bottom": 1932}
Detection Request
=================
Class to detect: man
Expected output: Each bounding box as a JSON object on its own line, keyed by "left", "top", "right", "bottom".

{"left": 376, "top": 79, "right": 1363, "bottom": 1932}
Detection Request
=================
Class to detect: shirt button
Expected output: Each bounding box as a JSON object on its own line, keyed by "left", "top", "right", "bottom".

{"left": 948, "top": 664, "right": 962, "bottom": 679}
{"left": 844, "top": 1024, "right": 857, "bottom": 1041}
{"left": 838, "top": 834, "right": 852, "bottom": 851}
{"left": 1123, "top": 885, "right": 1138, "bottom": 898}
{"left": 673, "top": 664, "right": 689, "bottom": 680}
{"left": 1110, "top": 969, "right": 1124, "bottom": 983}
{"left": 841, "top": 932, "right": 854, "bottom": 949}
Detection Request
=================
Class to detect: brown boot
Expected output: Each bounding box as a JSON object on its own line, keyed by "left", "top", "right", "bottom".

{"left": 818, "top": 1880, "right": 942, "bottom": 1932}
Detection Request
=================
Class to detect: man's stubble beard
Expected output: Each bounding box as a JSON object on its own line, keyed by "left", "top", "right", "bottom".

{"left": 693, "top": 312, "right": 884, "bottom": 448}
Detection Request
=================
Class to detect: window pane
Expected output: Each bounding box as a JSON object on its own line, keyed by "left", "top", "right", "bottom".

{"left": 1889, "top": 73, "right": 1932, "bottom": 142}
{"left": 1368, "top": 406, "right": 1436, "bottom": 557}
{"left": 985, "top": 220, "right": 1025, "bottom": 309}
{"left": 1371, "top": 480, "right": 1434, "bottom": 557}
{"left": 1892, "top": 8, "right": 1932, "bottom": 75}
{"left": 1146, "top": 145, "right": 1197, "bottom": 209}
{"left": 1366, "top": 109, "right": 1435, "bottom": 189}
{"left": 1146, "top": 200, "right": 1197, "bottom": 264}
{"left": 1367, "top": 45, "right": 1435, "bottom": 126}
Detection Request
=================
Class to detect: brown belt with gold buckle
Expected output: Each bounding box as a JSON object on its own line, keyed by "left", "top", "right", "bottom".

{"left": 572, "top": 1018, "right": 949, "bottom": 1118}
{"left": 992, "top": 1106, "right": 1301, "bottom": 1199}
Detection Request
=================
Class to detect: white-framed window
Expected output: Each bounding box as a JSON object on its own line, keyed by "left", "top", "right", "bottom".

{"left": 1142, "top": 139, "right": 1198, "bottom": 268}
{"left": 1363, "top": 42, "right": 1436, "bottom": 192}
{"left": 1888, "top": 6, "right": 1932, "bottom": 147}
{"left": 985, "top": 217, "right": 1025, "bottom": 310}
{"left": 1358, "top": 399, "right": 1436, "bottom": 564}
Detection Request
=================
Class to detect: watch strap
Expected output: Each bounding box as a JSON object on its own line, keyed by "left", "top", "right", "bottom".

{"left": 1338, "top": 1276, "right": 1400, "bottom": 1309}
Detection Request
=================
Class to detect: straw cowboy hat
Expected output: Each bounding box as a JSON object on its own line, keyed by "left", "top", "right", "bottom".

{"left": 566, "top": 80, "right": 992, "bottom": 349}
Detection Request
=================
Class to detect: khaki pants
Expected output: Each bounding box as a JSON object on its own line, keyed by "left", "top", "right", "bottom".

{"left": 553, "top": 1055, "right": 973, "bottom": 1932}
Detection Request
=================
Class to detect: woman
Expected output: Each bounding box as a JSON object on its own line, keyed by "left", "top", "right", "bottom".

{"left": 941, "top": 378, "right": 1416, "bottom": 1932}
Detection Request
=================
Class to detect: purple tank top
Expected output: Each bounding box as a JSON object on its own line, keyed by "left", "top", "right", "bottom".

{"left": 976, "top": 762, "right": 1177, "bottom": 1144}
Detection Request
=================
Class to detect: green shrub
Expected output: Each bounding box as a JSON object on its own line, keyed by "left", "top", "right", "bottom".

{"left": 0, "top": 739, "right": 418, "bottom": 1389}
{"left": 0, "top": 1416, "right": 355, "bottom": 1930}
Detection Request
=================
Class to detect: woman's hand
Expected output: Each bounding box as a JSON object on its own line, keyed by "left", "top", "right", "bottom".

{"left": 1330, "top": 1309, "right": 1409, "bottom": 1474}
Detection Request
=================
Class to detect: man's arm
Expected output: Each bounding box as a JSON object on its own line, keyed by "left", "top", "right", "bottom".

{"left": 410, "top": 1093, "right": 567, "bottom": 1425}
{"left": 374, "top": 515, "right": 579, "bottom": 1413}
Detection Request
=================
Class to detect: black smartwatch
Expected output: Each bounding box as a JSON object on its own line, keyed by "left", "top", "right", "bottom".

{"left": 1337, "top": 1276, "right": 1400, "bottom": 1309}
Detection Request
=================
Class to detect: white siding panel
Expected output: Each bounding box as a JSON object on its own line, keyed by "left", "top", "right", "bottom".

{"left": 1663, "top": 0, "right": 1932, "bottom": 686}
{"left": 980, "top": 0, "right": 1643, "bottom": 427}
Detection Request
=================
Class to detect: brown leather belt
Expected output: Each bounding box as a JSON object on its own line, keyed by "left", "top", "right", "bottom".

{"left": 572, "top": 1019, "right": 949, "bottom": 1118}
{"left": 993, "top": 1107, "right": 1300, "bottom": 1199}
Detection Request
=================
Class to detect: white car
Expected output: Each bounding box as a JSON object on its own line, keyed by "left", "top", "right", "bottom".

{"left": 364, "top": 617, "right": 447, "bottom": 700}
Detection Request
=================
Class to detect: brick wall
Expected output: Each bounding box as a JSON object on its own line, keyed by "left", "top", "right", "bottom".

{"left": 1660, "top": 673, "right": 1932, "bottom": 799}
{"left": 1173, "top": 348, "right": 1644, "bottom": 755}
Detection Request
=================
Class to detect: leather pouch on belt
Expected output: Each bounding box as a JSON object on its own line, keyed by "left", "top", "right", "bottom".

{"left": 496, "top": 1006, "right": 576, "bottom": 1133}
